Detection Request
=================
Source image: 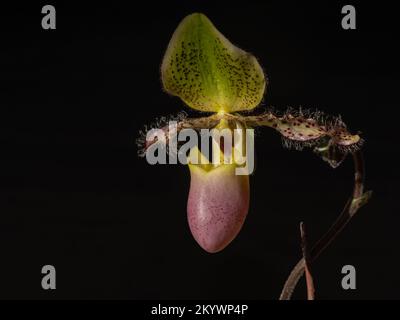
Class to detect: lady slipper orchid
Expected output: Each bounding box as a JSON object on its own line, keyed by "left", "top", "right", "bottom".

{"left": 159, "top": 12, "right": 262, "bottom": 252}
{"left": 138, "top": 13, "right": 363, "bottom": 253}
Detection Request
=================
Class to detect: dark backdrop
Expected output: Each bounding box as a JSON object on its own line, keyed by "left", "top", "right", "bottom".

{"left": 0, "top": 1, "right": 398, "bottom": 299}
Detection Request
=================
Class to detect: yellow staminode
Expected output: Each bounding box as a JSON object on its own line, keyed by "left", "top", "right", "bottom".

{"left": 187, "top": 119, "right": 250, "bottom": 173}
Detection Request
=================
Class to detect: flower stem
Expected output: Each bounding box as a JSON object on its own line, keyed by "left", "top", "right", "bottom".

{"left": 279, "top": 151, "right": 372, "bottom": 300}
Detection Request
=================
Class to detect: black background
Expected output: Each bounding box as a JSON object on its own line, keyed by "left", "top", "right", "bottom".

{"left": 0, "top": 1, "right": 398, "bottom": 300}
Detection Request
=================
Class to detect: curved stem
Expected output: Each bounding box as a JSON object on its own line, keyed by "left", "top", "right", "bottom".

{"left": 300, "top": 222, "right": 315, "bottom": 300}
{"left": 279, "top": 151, "right": 372, "bottom": 300}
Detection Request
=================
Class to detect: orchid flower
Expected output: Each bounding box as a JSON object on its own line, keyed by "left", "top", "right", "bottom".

{"left": 138, "top": 13, "right": 363, "bottom": 253}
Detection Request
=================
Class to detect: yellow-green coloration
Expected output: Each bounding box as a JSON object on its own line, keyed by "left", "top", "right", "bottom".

{"left": 161, "top": 13, "right": 266, "bottom": 113}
